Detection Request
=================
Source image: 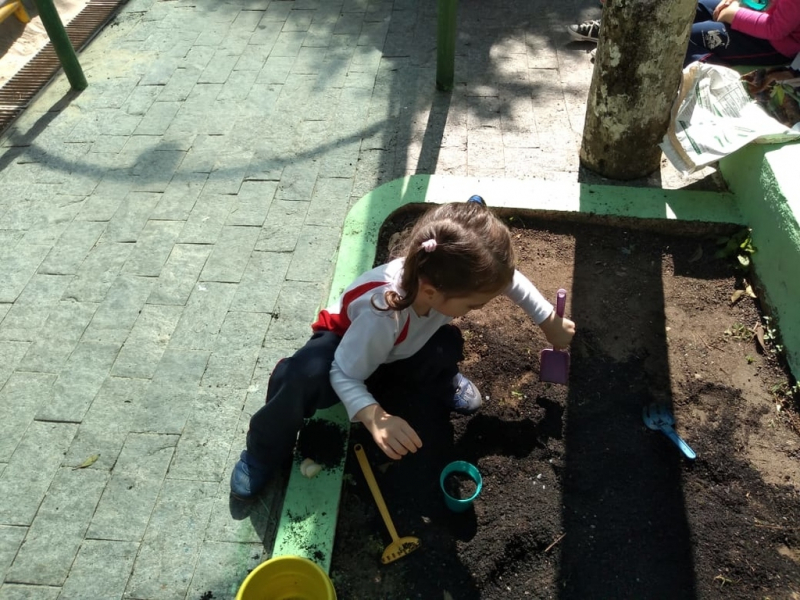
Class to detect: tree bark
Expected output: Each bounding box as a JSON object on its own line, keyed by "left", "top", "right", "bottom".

{"left": 580, "top": 0, "right": 695, "bottom": 180}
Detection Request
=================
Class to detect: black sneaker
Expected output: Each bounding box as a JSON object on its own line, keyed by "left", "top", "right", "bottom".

{"left": 447, "top": 373, "right": 482, "bottom": 415}
{"left": 230, "top": 450, "right": 271, "bottom": 500}
{"left": 568, "top": 19, "right": 601, "bottom": 43}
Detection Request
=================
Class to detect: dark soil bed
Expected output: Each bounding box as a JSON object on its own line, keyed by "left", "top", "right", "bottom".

{"left": 327, "top": 207, "right": 800, "bottom": 600}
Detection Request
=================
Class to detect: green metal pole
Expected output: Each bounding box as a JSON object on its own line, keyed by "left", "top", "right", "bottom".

{"left": 30, "top": 0, "right": 87, "bottom": 90}
{"left": 436, "top": 0, "right": 457, "bottom": 91}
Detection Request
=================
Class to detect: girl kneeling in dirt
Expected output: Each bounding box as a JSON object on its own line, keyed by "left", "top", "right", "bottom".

{"left": 230, "top": 198, "right": 576, "bottom": 499}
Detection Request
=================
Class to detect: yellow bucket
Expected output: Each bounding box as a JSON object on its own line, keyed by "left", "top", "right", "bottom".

{"left": 236, "top": 555, "right": 337, "bottom": 600}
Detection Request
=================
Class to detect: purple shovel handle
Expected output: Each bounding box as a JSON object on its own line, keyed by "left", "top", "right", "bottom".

{"left": 556, "top": 289, "right": 566, "bottom": 318}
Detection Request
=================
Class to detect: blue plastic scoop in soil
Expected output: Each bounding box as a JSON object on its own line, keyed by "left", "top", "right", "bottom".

{"left": 643, "top": 403, "right": 696, "bottom": 460}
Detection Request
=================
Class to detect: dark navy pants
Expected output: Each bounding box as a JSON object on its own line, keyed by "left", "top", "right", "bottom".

{"left": 246, "top": 325, "right": 464, "bottom": 468}
{"left": 686, "top": 0, "right": 792, "bottom": 67}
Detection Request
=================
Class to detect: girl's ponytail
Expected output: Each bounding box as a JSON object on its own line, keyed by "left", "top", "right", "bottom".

{"left": 378, "top": 201, "right": 515, "bottom": 312}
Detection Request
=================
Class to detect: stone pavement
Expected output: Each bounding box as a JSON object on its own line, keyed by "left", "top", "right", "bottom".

{"left": 0, "top": 0, "right": 704, "bottom": 597}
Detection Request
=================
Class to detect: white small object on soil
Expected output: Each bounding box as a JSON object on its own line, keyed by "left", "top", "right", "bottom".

{"left": 300, "top": 457, "right": 322, "bottom": 478}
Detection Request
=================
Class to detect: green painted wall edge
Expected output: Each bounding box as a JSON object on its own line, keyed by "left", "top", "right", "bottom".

{"left": 272, "top": 173, "right": 745, "bottom": 574}
{"left": 719, "top": 142, "right": 800, "bottom": 378}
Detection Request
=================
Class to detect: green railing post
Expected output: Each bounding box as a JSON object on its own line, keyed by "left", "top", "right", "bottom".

{"left": 436, "top": 0, "right": 457, "bottom": 91}
{"left": 30, "top": 0, "right": 87, "bottom": 90}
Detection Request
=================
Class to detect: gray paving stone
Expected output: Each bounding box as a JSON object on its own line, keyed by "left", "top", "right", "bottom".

{"left": 35, "top": 342, "right": 121, "bottom": 423}
{"left": 17, "top": 301, "right": 97, "bottom": 374}
{"left": 178, "top": 194, "right": 234, "bottom": 244}
{"left": 170, "top": 282, "right": 237, "bottom": 350}
{"left": 133, "top": 101, "right": 181, "bottom": 135}
{"left": 20, "top": 201, "right": 83, "bottom": 247}
{"left": 61, "top": 242, "right": 135, "bottom": 303}
{"left": 245, "top": 145, "right": 284, "bottom": 182}
{"left": 262, "top": 1, "right": 293, "bottom": 22}
{"left": 37, "top": 221, "right": 107, "bottom": 276}
{"left": 0, "top": 244, "right": 50, "bottom": 303}
{"left": 230, "top": 251, "right": 291, "bottom": 314}
{"left": 264, "top": 280, "right": 326, "bottom": 343}
{"left": 225, "top": 180, "right": 277, "bottom": 227}
{"left": 6, "top": 468, "right": 108, "bottom": 585}
{"left": 14, "top": 274, "right": 71, "bottom": 306}
{"left": 0, "top": 302, "right": 53, "bottom": 343}
{"left": 202, "top": 311, "right": 271, "bottom": 388}
{"left": 111, "top": 304, "right": 183, "bottom": 379}
{"left": 158, "top": 68, "right": 201, "bottom": 106}
{"left": 63, "top": 376, "right": 151, "bottom": 472}
{"left": 0, "top": 372, "right": 55, "bottom": 461}
{"left": 167, "top": 387, "right": 245, "bottom": 481}
{"left": 232, "top": 43, "right": 272, "bottom": 73}
{"left": 147, "top": 244, "right": 212, "bottom": 306}
{"left": 89, "top": 134, "right": 129, "bottom": 154}
{"left": 0, "top": 421, "right": 77, "bottom": 526}
{"left": 151, "top": 172, "right": 206, "bottom": 221}
{"left": 82, "top": 275, "right": 154, "bottom": 344}
{"left": 254, "top": 200, "right": 308, "bottom": 253}
{"left": 121, "top": 219, "right": 184, "bottom": 276}
{"left": 58, "top": 540, "right": 138, "bottom": 600}
{"left": 204, "top": 478, "right": 271, "bottom": 544}
{"left": 0, "top": 526, "right": 26, "bottom": 582}
{"left": 286, "top": 224, "right": 341, "bottom": 283}
{"left": 199, "top": 53, "right": 239, "bottom": 85}
{"left": 104, "top": 191, "right": 161, "bottom": 242}
{"left": 0, "top": 342, "right": 28, "bottom": 389}
{"left": 255, "top": 55, "right": 295, "bottom": 84}
{"left": 139, "top": 55, "right": 182, "bottom": 86}
{"left": 131, "top": 150, "right": 188, "bottom": 193}
{"left": 216, "top": 69, "right": 258, "bottom": 102}
{"left": 121, "top": 84, "right": 162, "bottom": 118}
{"left": 317, "top": 139, "right": 360, "bottom": 178}
{"left": 135, "top": 382, "right": 203, "bottom": 436}
{"left": 203, "top": 150, "right": 251, "bottom": 196}
{"left": 0, "top": 584, "right": 60, "bottom": 600}
{"left": 200, "top": 226, "right": 260, "bottom": 284}
{"left": 305, "top": 176, "right": 354, "bottom": 228}
{"left": 186, "top": 542, "right": 265, "bottom": 600}
{"left": 176, "top": 134, "right": 222, "bottom": 175}
{"left": 87, "top": 433, "right": 178, "bottom": 542}
{"left": 74, "top": 179, "right": 134, "bottom": 222}
{"left": 125, "top": 479, "right": 217, "bottom": 600}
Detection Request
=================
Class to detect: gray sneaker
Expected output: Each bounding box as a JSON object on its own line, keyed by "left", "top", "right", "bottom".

{"left": 448, "top": 373, "right": 482, "bottom": 415}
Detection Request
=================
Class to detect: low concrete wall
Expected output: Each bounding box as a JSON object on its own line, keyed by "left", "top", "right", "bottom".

{"left": 720, "top": 142, "right": 800, "bottom": 379}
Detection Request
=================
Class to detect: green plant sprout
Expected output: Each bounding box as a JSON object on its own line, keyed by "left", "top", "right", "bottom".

{"left": 715, "top": 229, "right": 756, "bottom": 268}
{"left": 763, "top": 316, "right": 785, "bottom": 355}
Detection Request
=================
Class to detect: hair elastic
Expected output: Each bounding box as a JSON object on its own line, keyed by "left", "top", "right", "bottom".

{"left": 421, "top": 239, "right": 437, "bottom": 253}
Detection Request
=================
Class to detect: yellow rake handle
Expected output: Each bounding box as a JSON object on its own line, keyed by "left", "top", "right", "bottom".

{"left": 354, "top": 444, "right": 400, "bottom": 542}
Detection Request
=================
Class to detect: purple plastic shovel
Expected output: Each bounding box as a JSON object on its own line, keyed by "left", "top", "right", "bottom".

{"left": 540, "top": 289, "right": 570, "bottom": 385}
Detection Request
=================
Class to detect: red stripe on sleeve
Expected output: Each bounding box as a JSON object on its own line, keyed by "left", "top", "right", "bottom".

{"left": 311, "top": 280, "right": 388, "bottom": 335}
{"left": 394, "top": 316, "right": 410, "bottom": 346}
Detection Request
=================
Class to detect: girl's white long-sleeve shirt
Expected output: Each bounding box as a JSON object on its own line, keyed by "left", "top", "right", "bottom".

{"left": 311, "top": 258, "right": 554, "bottom": 421}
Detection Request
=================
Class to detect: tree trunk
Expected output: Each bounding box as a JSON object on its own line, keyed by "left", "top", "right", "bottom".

{"left": 580, "top": 0, "right": 695, "bottom": 180}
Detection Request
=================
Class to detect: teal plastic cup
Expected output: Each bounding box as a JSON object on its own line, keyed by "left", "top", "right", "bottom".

{"left": 439, "top": 461, "right": 483, "bottom": 512}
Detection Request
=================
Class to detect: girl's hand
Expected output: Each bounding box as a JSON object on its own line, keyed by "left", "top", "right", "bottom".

{"left": 356, "top": 404, "right": 423, "bottom": 460}
{"left": 539, "top": 311, "right": 576, "bottom": 350}
{"left": 714, "top": 0, "right": 740, "bottom": 23}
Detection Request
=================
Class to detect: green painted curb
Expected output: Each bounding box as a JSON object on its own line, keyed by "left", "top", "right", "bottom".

{"left": 720, "top": 142, "right": 800, "bottom": 377}
{"left": 272, "top": 173, "right": 746, "bottom": 575}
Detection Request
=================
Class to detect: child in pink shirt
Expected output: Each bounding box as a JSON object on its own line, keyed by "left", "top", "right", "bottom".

{"left": 688, "top": 0, "right": 800, "bottom": 66}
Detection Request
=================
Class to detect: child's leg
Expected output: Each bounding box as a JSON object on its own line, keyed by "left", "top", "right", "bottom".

{"left": 695, "top": 0, "right": 721, "bottom": 23}
{"left": 246, "top": 331, "right": 342, "bottom": 469}
{"left": 370, "top": 324, "right": 463, "bottom": 395}
{"left": 686, "top": 19, "right": 791, "bottom": 67}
